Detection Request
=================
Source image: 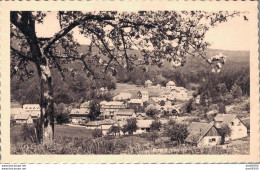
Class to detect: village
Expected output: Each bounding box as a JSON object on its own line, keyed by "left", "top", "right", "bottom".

{"left": 11, "top": 79, "right": 249, "bottom": 148}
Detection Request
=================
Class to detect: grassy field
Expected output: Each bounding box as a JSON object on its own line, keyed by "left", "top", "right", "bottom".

{"left": 112, "top": 83, "right": 168, "bottom": 97}
{"left": 11, "top": 124, "right": 250, "bottom": 155}
{"left": 11, "top": 124, "right": 93, "bottom": 145}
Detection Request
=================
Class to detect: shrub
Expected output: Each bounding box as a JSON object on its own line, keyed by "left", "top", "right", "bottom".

{"left": 125, "top": 118, "right": 138, "bottom": 135}
{"left": 21, "top": 124, "right": 37, "bottom": 143}
{"left": 163, "top": 121, "right": 188, "bottom": 145}
{"left": 10, "top": 119, "right": 16, "bottom": 128}
{"left": 92, "top": 129, "right": 102, "bottom": 138}
{"left": 150, "top": 120, "right": 162, "bottom": 131}
{"left": 148, "top": 131, "right": 159, "bottom": 144}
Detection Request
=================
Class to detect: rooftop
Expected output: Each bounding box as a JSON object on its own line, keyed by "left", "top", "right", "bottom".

{"left": 23, "top": 104, "right": 40, "bottom": 110}
{"left": 185, "top": 122, "right": 215, "bottom": 144}
{"left": 15, "top": 113, "right": 31, "bottom": 120}
{"left": 137, "top": 119, "right": 153, "bottom": 128}
{"left": 214, "top": 114, "right": 237, "bottom": 125}
{"left": 166, "top": 81, "right": 176, "bottom": 86}
{"left": 114, "top": 109, "right": 135, "bottom": 116}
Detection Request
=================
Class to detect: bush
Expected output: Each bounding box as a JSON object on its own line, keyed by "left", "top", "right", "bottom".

{"left": 10, "top": 119, "right": 16, "bottom": 128}
{"left": 92, "top": 129, "right": 102, "bottom": 138}
{"left": 21, "top": 124, "right": 38, "bottom": 143}
{"left": 125, "top": 118, "right": 138, "bottom": 135}
{"left": 148, "top": 131, "right": 159, "bottom": 144}
{"left": 150, "top": 120, "right": 162, "bottom": 131}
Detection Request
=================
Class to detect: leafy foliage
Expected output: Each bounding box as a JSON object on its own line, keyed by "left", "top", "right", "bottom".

{"left": 125, "top": 118, "right": 138, "bottom": 135}
{"left": 150, "top": 120, "right": 162, "bottom": 131}
{"left": 231, "top": 83, "right": 243, "bottom": 99}
{"left": 21, "top": 124, "right": 38, "bottom": 143}
{"left": 163, "top": 120, "right": 188, "bottom": 145}
{"left": 89, "top": 100, "right": 101, "bottom": 121}
{"left": 218, "top": 124, "right": 232, "bottom": 144}
{"left": 148, "top": 131, "right": 159, "bottom": 144}
{"left": 146, "top": 105, "right": 159, "bottom": 118}
{"left": 92, "top": 129, "right": 103, "bottom": 138}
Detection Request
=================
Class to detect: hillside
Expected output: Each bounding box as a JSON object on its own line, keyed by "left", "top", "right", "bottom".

{"left": 77, "top": 45, "right": 249, "bottom": 72}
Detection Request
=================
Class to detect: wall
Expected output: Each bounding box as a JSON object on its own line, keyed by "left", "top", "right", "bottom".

{"left": 198, "top": 136, "right": 221, "bottom": 147}
{"left": 227, "top": 117, "right": 247, "bottom": 141}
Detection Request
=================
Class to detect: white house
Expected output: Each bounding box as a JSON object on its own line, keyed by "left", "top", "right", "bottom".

{"left": 169, "top": 87, "right": 190, "bottom": 101}
{"left": 129, "top": 99, "right": 143, "bottom": 107}
{"left": 15, "top": 114, "right": 33, "bottom": 124}
{"left": 214, "top": 114, "right": 248, "bottom": 141}
{"left": 145, "top": 80, "right": 153, "bottom": 87}
{"left": 86, "top": 119, "right": 115, "bottom": 135}
{"left": 185, "top": 122, "right": 222, "bottom": 147}
{"left": 166, "top": 81, "right": 176, "bottom": 90}
{"left": 80, "top": 101, "right": 90, "bottom": 109}
{"left": 156, "top": 84, "right": 161, "bottom": 89}
{"left": 195, "top": 95, "right": 200, "bottom": 104}
{"left": 136, "top": 119, "right": 153, "bottom": 134}
{"left": 137, "top": 91, "right": 149, "bottom": 102}
{"left": 114, "top": 109, "right": 135, "bottom": 120}
{"left": 11, "top": 108, "right": 24, "bottom": 119}
{"left": 70, "top": 108, "right": 89, "bottom": 124}
{"left": 23, "top": 104, "right": 41, "bottom": 118}
{"left": 100, "top": 101, "right": 126, "bottom": 118}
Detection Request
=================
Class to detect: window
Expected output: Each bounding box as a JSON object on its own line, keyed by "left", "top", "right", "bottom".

{"left": 231, "top": 122, "right": 234, "bottom": 126}
{"left": 209, "top": 138, "right": 216, "bottom": 142}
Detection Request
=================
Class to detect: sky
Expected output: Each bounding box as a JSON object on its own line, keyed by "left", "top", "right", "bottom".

{"left": 35, "top": 12, "right": 250, "bottom": 51}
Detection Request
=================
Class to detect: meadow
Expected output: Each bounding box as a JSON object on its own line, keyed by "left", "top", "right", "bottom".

{"left": 11, "top": 124, "right": 249, "bottom": 155}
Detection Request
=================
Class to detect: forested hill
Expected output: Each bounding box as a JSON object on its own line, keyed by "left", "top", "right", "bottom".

{"left": 11, "top": 44, "right": 250, "bottom": 105}
{"left": 77, "top": 44, "right": 249, "bottom": 64}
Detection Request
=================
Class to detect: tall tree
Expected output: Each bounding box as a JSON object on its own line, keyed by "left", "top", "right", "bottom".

{"left": 11, "top": 11, "right": 242, "bottom": 143}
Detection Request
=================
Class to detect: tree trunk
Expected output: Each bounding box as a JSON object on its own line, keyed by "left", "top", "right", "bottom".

{"left": 36, "top": 58, "right": 54, "bottom": 144}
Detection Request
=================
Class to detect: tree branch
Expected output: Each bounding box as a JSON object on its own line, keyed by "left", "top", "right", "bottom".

{"left": 86, "top": 27, "right": 121, "bottom": 66}
{"left": 42, "top": 14, "right": 115, "bottom": 54}
{"left": 188, "top": 43, "right": 211, "bottom": 65}
{"left": 120, "top": 30, "right": 130, "bottom": 72}
{"left": 11, "top": 46, "right": 35, "bottom": 62}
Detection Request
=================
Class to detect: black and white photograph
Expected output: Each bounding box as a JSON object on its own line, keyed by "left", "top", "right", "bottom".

{"left": 9, "top": 10, "right": 252, "bottom": 155}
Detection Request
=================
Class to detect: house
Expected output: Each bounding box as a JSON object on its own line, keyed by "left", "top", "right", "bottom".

{"left": 150, "top": 97, "right": 167, "bottom": 103}
{"left": 114, "top": 109, "right": 135, "bottom": 120}
{"left": 137, "top": 91, "right": 149, "bottom": 102}
{"left": 168, "top": 87, "right": 190, "bottom": 101}
{"left": 113, "top": 93, "right": 132, "bottom": 101}
{"left": 85, "top": 121, "right": 100, "bottom": 129}
{"left": 195, "top": 95, "right": 200, "bottom": 104}
{"left": 185, "top": 122, "right": 222, "bottom": 147}
{"left": 15, "top": 114, "right": 33, "bottom": 124}
{"left": 100, "top": 87, "right": 108, "bottom": 92}
{"left": 11, "top": 108, "right": 24, "bottom": 119}
{"left": 147, "top": 98, "right": 157, "bottom": 105}
{"left": 128, "top": 99, "right": 144, "bottom": 109}
{"left": 145, "top": 80, "right": 153, "bottom": 87}
{"left": 213, "top": 114, "right": 248, "bottom": 141}
{"left": 86, "top": 119, "right": 115, "bottom": 135}
{"left": 241, "top": 117, "right": 250, "bottom": 134}
{"left": 156, "top": 84, "right": 161, "bottom": 89}
{"left": 166, "top": 81, "right": 176, "bottom": 90}
{"left": 70, "top": 108, "right": 89, "bottom": 124}
{"left": 23, "top": 104, "right": 41, "bottom": 118}
{"left": 100, "top": 101, "right": 126, "bottom": 118}
{"left": 136, "top": 119, "right": 153, "bottom": 134}
{"left": 80, "top": 101, "right": 90, "bottom": 109}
